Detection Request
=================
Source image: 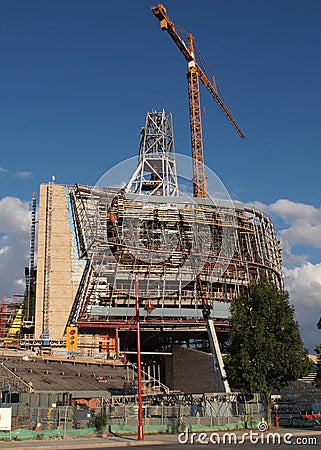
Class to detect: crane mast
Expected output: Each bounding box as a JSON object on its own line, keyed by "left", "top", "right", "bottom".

{"left": 151, "top": 4, "right": 245, "bottom": 198}
{"left": 187, "top": 34, "right": 206, "bottom": 198}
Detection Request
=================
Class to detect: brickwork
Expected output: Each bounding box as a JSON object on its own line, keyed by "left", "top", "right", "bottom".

{"left": 166, "top": 345, "right": 224, "bottom": 393}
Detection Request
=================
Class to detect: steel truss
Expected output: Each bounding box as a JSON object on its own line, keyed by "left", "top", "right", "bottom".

{"left": 69, "top": 187, "right": 282, "bottom": 327}
{"left": 126, "top": 110, "right": 178, "bottom": 196}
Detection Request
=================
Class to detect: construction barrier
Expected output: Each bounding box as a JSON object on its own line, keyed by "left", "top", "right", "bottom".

{"left": 0, "top": 426, "right": 96, "bottom": 441}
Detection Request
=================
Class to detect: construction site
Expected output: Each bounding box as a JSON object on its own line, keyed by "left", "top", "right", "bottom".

{"left": 0, "top": 4, "right": 287, "bottom": 432}
{"left": 0, "top": 100, "right": 283, "bottom": 382}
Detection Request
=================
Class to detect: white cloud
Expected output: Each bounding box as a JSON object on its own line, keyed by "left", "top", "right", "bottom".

{"left": 0, "top": 168, "right": 33, "bottom": 179}
{"left": 268, "top": 199, "right": 321, "bottom": 248}
{"left": 249, "top": 198, "right": 321, "bottom": 353}
{"left": 0, "top": 245, "right": 10, "bottom": 255}
{"left": 249, "top": 199, "right": 321, "bottom": 249}
{"left": 283, "top": 263, "right": 321, "bottom": 353}
{"left": 246, "top": 200, "right": 267, "bottom": 212}
{"left": 0, "top": 197, "right": 30, "bottom": 297}
{"left": 252, "top": 198, "right": 321, "bottom": 269}
{"left": 16, "top": 171, "right": 33, "bottom": 179}
{"left": 0, "top": 197, "right": 30, "bottom": 236}
{"left": 15, "top": 278, "right": 26, "bottom": 290}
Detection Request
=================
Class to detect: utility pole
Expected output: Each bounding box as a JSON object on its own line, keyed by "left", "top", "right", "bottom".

{"left": 135, "top": 273, "right": 144, "bottom": 441}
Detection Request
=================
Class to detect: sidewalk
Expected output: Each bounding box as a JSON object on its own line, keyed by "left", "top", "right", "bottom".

{"left": 0, "top": 433, "right": 177, "bottom": 449}
{"left": 0, "top": 428, "right": 321, "bottom": 450}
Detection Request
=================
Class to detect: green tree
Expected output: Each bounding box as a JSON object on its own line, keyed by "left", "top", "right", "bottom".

{"left": 94, "top": 411, "right": 108, "bottom": 434}
{"left": 225, "top": 278, "right": 312, "bottom": 427}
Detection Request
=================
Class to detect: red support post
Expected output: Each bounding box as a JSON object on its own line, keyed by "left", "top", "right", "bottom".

{"left": 275, "top": 406, "right": 280, "bottom": 428}
{"left": 135, "top": 273, "right": 144, "bottom": 441}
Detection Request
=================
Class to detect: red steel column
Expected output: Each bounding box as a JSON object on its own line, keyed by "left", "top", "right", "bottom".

{"left": 135, "top": 273, "right": 144, "bottom": 441}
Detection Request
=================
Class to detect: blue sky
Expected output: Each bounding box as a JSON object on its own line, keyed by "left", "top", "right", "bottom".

{"left": 0, "top": 0, "right": 321, "bottom": 352}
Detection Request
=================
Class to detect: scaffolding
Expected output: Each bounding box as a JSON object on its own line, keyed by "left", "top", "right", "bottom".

{"left": 42, "top": 184, "right": 53, "bottom": 344}
{"left": 0, "top": 294, "right": 24, "bottom": 344}
{"left": 18, "top": 110, "right": 284, "bottom": 394}
{"left": 69, "top": 185, "right": 282, "bottom": 326}
{"left": 65, "top": 112, "right": 282, "bottom": 335}
{"left": 23, "top": 192, "right": 37, "bottom": 330}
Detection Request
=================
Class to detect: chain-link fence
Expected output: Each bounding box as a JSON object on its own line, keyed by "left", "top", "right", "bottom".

{"left": 3, "top": 392, "right": 265, "bottom": 432}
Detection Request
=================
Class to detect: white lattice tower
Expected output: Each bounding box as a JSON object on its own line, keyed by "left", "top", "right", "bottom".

{"left": 126, "top": 110, "right": 178, "bottom": 196}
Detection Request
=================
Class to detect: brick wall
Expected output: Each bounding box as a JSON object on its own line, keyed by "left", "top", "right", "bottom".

{"left": 165, "top": 345, "right": 224, "bottom": 393}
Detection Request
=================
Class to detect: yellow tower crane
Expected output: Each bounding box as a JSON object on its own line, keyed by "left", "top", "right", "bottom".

{"left": 152, "top": 4, "right": 245, "bottom": 198}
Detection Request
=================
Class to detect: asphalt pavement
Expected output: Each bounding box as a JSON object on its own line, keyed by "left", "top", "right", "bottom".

{"left": 0, "top": 427, "right": 320, "bottom": 450}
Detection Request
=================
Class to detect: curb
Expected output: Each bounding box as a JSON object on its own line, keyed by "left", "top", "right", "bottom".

{"left": 0, "top": 438, "right": 176, "bottom": 449}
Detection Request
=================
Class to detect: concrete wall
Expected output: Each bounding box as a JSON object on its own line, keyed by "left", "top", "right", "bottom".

{"left": 34, "top": 183, "right": 84, "bottom": 340}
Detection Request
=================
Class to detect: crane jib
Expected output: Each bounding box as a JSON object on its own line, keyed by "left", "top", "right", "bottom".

{"left": 151, "top": 3, "right": 245, "bottom": 198}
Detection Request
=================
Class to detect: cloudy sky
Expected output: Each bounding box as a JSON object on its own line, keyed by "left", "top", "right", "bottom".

{"left": 0, "top": 0, "right": 320, "bottom": 352}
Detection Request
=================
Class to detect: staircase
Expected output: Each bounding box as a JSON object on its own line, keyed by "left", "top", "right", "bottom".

{"left": 129, "top": 362, "right": 170, "bottom": 395}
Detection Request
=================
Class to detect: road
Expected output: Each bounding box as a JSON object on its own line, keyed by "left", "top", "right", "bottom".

{"left": 96, "top": 439, "right": 319, "bottom": 450}
{"left": 0, "top": 429, "right": 320, "bottom": 449}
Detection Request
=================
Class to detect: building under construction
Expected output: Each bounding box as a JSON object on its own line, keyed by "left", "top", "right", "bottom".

{"left": 1, "top": 6, "right": 283, "bottom": 393}
{"left": 3, "top": 109, "right": 282, "bottom": 392}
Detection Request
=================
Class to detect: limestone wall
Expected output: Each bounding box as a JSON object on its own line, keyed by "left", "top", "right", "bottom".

{"left": 34, "top": 183, "right": 84, "bottom": 340}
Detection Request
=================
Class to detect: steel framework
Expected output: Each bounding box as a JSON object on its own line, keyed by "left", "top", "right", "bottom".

{"left": 66, "top": 112, "right": 282, "bottom": 340}
{"left": 28, "top": 110, "right": 283, "bottom": 393}
{"left": 70, "top": 186, "right": 282, "bottom": 329}
{"left": 42, "top": 184, "right": 53, "bottom": 344}
{"left": 126, "top": 110, "right": 178, "bottom": 196}
{"left": 23, "top": 192, "right": 37, "bottom": 329}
